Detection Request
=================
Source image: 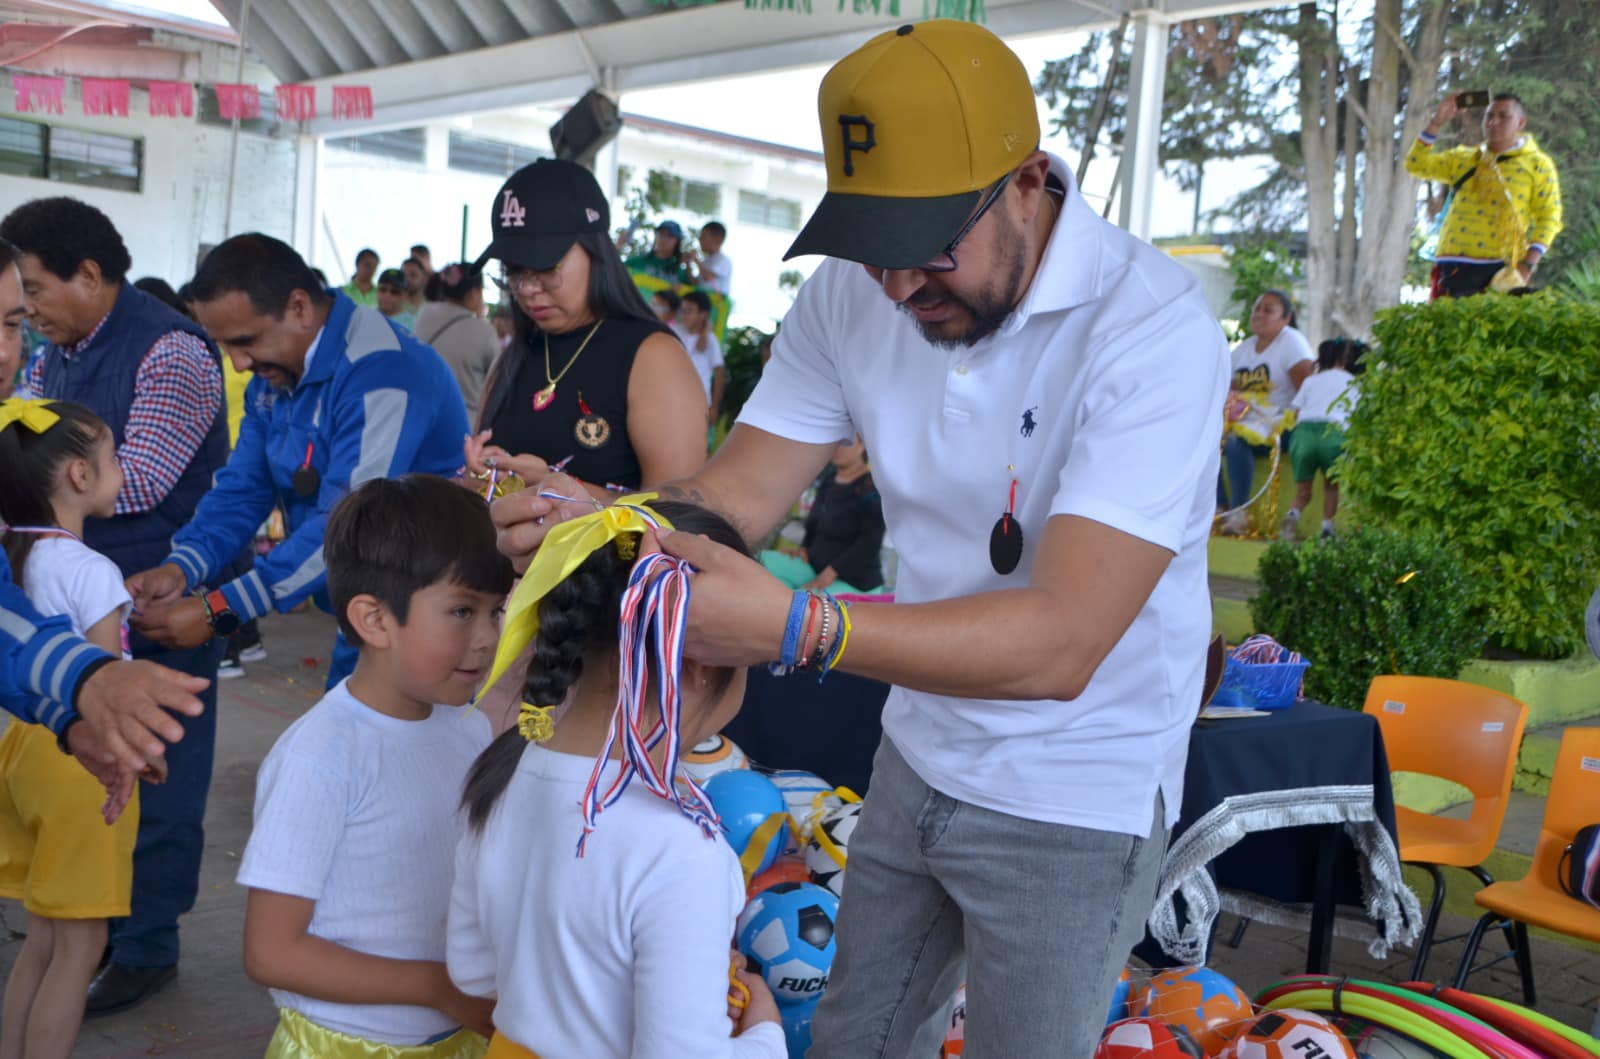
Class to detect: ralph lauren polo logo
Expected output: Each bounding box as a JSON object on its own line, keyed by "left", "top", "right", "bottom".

{"left": 1020, "top": 407, "right": 1038, "bottom": 438}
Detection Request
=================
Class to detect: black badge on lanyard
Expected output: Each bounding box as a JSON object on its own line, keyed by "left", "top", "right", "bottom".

{"left": 292, "top": 440, "right": 320, "bottom": 498}
{"left": 989, "top": 471, "right": 1023, "bottom": 575}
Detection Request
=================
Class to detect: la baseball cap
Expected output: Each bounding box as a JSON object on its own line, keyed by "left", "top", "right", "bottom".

{"left": 473, "top": 158, "right": 609, "bottom": 273}
{"left": 785, "top": 20, "right": 1041, "bottom": 269}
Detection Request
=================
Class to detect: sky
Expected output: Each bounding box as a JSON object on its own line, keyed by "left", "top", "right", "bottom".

{"left": 126, "top": 0, "right": 1269, "bottom": 238}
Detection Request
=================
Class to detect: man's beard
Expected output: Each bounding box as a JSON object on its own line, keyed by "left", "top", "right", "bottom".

{"left": 899, "top": 229, "right": 1028, "bottom": 349}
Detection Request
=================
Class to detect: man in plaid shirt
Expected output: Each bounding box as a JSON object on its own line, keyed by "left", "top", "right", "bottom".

{"left": 1, "top": 197, "right": 228, "bottom": 1016}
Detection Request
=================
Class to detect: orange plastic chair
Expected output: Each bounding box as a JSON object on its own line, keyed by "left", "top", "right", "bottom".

{"left": 1453, "top": 727, "right": 1600, "bottom": 1005}
{"left": 1362, "top": 676, "right": 1529, "bottom": 981}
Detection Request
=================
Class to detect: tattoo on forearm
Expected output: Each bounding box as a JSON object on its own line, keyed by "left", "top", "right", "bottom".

{"left": 656, "top": 481, "right": 708, "bottom": 505}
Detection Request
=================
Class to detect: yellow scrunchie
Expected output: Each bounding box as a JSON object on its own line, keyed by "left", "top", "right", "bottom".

{"left": 0, "top": 398, "right": 59, "bottom": 435}
{"left": 476, "top": 493, "right": 676, "bottom": 726}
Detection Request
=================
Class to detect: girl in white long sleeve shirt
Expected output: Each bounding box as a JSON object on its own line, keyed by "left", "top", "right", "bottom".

{"left": 447, "top": 499, "right": 784, "bottom": 1059}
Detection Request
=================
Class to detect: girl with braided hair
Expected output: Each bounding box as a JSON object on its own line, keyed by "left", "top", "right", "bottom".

{"left": 449, "top": 497, "right": 784, "bottom": 1059}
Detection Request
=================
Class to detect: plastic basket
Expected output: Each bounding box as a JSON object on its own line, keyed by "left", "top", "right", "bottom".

{"left": 1214, "top": 656, "right": 1309, "bottom": 710}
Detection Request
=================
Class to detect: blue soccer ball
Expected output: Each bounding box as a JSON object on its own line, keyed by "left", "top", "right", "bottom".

{"left": 736, "top": 881, "right": 839, "bottom": 1007}
{"left": 707, "top": 769, "right": 787, "bottom": 877}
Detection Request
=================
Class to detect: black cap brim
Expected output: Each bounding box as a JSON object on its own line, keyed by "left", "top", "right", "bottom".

{"left": 784, "top": 189, "right": 981, "bottom": 269}
{"left": 471, "top": 232, "right": 580, "bottom": 275}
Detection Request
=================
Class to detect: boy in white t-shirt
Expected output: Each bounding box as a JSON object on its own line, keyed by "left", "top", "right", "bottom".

{"left": 239, "top": 474, "right": 513, "bottom": 1059}
{"left": 1281, "top": 339, "right": 1364, "bottom": 542}
{"left": 0, "top": 398, "right": 141, "bottom": 1059}
{"left": 679, "top": 290, "right": 727, "bottom": 419}
{"left": 692, "top": 221, "right": 733, "bottom": 296}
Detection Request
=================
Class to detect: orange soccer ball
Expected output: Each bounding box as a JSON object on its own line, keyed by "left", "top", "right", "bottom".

{"left": 1133, "top": 966, "right": 1254, "bottom": 1055}
{"left": 1216, "top": 1010, "right": 1356, "bottom": 1059}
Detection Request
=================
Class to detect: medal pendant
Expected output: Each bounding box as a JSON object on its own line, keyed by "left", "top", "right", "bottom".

{"left": 532, "top": 385, "right": 556, "bottom": 412}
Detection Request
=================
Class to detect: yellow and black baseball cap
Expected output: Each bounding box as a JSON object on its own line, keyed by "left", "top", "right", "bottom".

{"left": 785, "top": 20, "right": 1041, "bottom": 269}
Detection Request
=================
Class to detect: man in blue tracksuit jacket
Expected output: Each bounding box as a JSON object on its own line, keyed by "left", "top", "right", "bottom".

{"left": 128, "top": 233, "right": 467, "bottom": 685}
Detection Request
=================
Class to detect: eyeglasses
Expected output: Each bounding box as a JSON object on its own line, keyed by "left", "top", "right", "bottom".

{"left": 494, "top": 263, "right": 564, "bottom": 295}
{"left": 917, "top": 172, "right": 1013, "bottom": 273}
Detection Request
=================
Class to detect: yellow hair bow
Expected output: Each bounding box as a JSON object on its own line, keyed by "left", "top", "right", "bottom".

{"left": 0, "top": 399, "right": 59, "bottom": 435}
{"left": 476, "top": 493, "right": 675, "bottom": 722}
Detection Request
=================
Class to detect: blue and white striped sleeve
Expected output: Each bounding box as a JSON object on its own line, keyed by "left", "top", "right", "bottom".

{"left": 0, "top": 555, "right": 113, "bottom": 735}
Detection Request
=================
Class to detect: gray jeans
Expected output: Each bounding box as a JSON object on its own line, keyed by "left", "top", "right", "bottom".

{"left": 809, "top": 736, "right": 1168, "bottom": 1059}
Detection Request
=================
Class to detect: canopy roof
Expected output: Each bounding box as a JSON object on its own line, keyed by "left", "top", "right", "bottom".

{"left": 205, "top": 0, "right": 1272, "bottom": 136}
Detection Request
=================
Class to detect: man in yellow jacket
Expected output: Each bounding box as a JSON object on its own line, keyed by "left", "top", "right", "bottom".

{"left": 1406, "top": 92, "right": 1562, "bottom": 298}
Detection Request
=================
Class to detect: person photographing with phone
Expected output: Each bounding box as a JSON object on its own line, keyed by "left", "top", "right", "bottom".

{"left": 1406, "top": 91, "right": 1563, "bottom": 298}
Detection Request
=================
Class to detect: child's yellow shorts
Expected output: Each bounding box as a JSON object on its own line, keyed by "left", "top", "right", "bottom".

{"left": 486, "top": 1034, "right": 542, "bottom": 1059}
{"left": 265, "top": 1008, "right": 487, "bottom": 1059}
{"left": 0, "top": 720, "right": 136, "bottom": 918}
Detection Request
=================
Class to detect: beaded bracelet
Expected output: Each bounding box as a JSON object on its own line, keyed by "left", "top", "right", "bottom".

{"left": 809, "top": 591, "right": 833, "bottom": 672}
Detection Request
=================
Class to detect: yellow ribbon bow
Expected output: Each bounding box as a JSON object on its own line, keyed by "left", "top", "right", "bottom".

{"left": 476, "top": 493, "right": 676, "bottom": 722}
{"left": 0, "top": 398, "right": 59, "bottom": 435}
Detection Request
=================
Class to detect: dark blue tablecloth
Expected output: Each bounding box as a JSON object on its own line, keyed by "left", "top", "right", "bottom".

{"left": 723, "top": 665, "right": 890, "bottom": 794}
{"left": 1143, "top": 701, "right": 1422, "bottom": 966}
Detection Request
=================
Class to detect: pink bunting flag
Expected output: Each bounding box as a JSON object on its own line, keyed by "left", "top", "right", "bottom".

{"left": 81, "top": 78, "right": 132, "bottom": 117}
{"left": 275, "top": 84, "right": 316, "bottom": 122}
{"left": 148, "top": 81, "right": 194, "bottom": 118}
{"left": 214, "top": 83, "right": 261, "bottom": 121}
{"left": 331, "top": 85, "right": 373, "bottom": 120}
{"left": 13, "top": 75, "right": 65, "bottom": 115}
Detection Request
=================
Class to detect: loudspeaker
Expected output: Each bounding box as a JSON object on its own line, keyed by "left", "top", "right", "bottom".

{"left": 550, "top": 89, "right": 622, "bottom": 167}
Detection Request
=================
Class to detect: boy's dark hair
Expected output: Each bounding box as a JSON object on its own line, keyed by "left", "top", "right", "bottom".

{"left": 134, "top": 276, "right": 193, "bottom": 318}
{"left": 1492, "top": 92, "right": 1525, "bottom": 111}
{"left": 0, "top": 197, "right": 132, "bottom": 284}
{"left": 325, "top": 474, "right": 514, "bottom": 646}
{"left": 410, "top": 243, "right": 430, "bottom": 258}
{"left": 652, "top": 288, "right": 681, "bottom": 314}
{"left": 189, "top": 233, "right": 327, "bottom": 319}
{"left": 682, "top": 290, "right": 712, "bottom": 314}
{"left": 355, "top": 248, "right": 379, "bottom": 266}
{"left": 700, "top": 221, "right": 726, "bottom": 240}
{"left": 462, "top": 500, "right": 749, "bottom": 832}
{"left": 0, "top": 401, "right": 108, "bottom": 582}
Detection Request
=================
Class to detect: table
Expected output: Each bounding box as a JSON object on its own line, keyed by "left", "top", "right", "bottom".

{"left": 1143, "top": 701, "right": 1423, "bottom": 972}
{"left": 722, "top": 665, "right": 889, "bottom": 795}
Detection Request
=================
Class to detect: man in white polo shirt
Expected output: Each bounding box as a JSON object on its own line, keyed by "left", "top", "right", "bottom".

{"left": 491, "top": 20, "right": 1228, "bottom": 1058}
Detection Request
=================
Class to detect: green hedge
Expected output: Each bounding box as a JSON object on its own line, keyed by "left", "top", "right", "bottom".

{"left": 1251, "top": 528, "right": 1485, "bottom": 710}
{"left": 1337, "top": 293, "right": 1600, "bottom": 657}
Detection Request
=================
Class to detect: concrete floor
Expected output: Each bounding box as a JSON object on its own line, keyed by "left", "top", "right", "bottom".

{"left": 1, "top": 609, "right": 1596, "bottom": 1056}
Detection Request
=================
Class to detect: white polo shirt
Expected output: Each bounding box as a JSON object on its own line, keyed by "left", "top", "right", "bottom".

{"left": 737, "top": 156, "right": 1229, "bottom": 836}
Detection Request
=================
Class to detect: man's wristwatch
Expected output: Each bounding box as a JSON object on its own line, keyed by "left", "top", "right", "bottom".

{"left": 201, "top": 589, "right": 242, "bottom": 637}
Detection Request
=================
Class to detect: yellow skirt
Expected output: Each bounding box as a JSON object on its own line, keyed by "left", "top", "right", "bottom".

{"left": 264, "top": 1008, "right": 487, "bottom": 1059}
{"left": 485, "top": 1034, "right": 541, "bottom": 1059}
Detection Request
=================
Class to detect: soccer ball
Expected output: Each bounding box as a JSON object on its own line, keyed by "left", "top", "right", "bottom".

{"left": 735, "top": 881, "right": 839, "bottom": 1007}
{"left": 748, "top": 857, "right": 813, "bottom": 901}
{"left": 706, "top": 769, "right": 788, "bottom": 878}
{"left": 1095, "top": 1018, "right": 1205, "bottom": 1059}
{"left": 766, "top": 769, "right": 833, "bottom": 850}
{"left": 1106, "top": 966, "right": 1133, "bottom": 1026}
{"left": 679, "top": 733, "right": 748, "bottom": 786}
{"left": 1340, "top": 1017, "right": 1448, "bottom": 1059}
{"left": 1133, "top": 965, "right": 1254, "bottom": 1055}
{"left": 940, "top": 985, "right": 966, "bottom": 1057}
{"left": 1217, "top": 1010, "right": 1356, "bottom": 1059}
{"left": 805, "top": 797, "right": 862, "bottom": 898}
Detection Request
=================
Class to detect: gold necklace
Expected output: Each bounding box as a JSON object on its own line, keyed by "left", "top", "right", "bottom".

{"left": 533, "top": 320, "right": 603, "bottom": 412}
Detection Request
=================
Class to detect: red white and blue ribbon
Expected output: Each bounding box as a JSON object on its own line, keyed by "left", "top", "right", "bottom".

{"left": 576, "top": 522, "right": 719, "bottom": 855}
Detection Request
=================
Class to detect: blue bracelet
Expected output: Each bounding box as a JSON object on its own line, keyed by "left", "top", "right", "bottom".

{"left": 778, "top": 590, "right": 809, "bottom": 668}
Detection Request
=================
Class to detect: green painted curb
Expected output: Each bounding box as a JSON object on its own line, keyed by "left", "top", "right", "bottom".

{"left": 1208, "top": 537, "right": 1269, "bottom": 581}
{"left": 1215, "top": 597, "right": 1254, "bottom": 645}
{"left": 1459, "top": 653, "right": 1600, "bottom": 729}
{"left": 1514, "top": 730, "right": 1560, "bottom": 796}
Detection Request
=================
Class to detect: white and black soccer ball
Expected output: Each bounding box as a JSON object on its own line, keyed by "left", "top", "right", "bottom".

{"left": 804, "top": 798, "right": 862, "bottom": 898}
{"left": 678, "top": 733, "right": 748, "bottom": 787}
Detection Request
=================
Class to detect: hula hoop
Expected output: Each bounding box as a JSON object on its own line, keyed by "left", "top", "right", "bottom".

{"left": 1216, "top": 436, "right": 1283, "bottom": 520}
{"left": 1258, "top": 980, "right": 1532, "bottom": 1059}
{"left": 1399, "top": 983, "right": 1595, "bottom": 1059}
{"left": 1260, "top": 989, "right": 1491, "bottom": 1059}
{"left": 1471, "top": 995, "right": 1600, "bottom": 1058}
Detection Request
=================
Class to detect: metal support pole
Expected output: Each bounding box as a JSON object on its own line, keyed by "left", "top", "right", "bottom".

{"left": 222, "top": 0, "right": 253, "bottom": 238}
{"left": 1117, "top": 8, "right": 1166, "bottom": 241}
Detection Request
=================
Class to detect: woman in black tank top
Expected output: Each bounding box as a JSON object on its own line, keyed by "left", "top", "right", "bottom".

{"left": 466, "top": 159, "right": 707, "bottom": 497}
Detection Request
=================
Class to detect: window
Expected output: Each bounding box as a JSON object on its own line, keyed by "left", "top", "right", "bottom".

{"left": 738, "top": 190, "right": 802, "bottom": 230}
{"left": 0, "top": 116, "right": 141, "bottom": 192}
{"left": 326, "top": 127, "right": 426, "bottom": 164}
{"left": 448, "top": 131, "right": 548, "bottom": 177}
{"left": 647, "top": 168, "right": 721, "bottom": 217}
